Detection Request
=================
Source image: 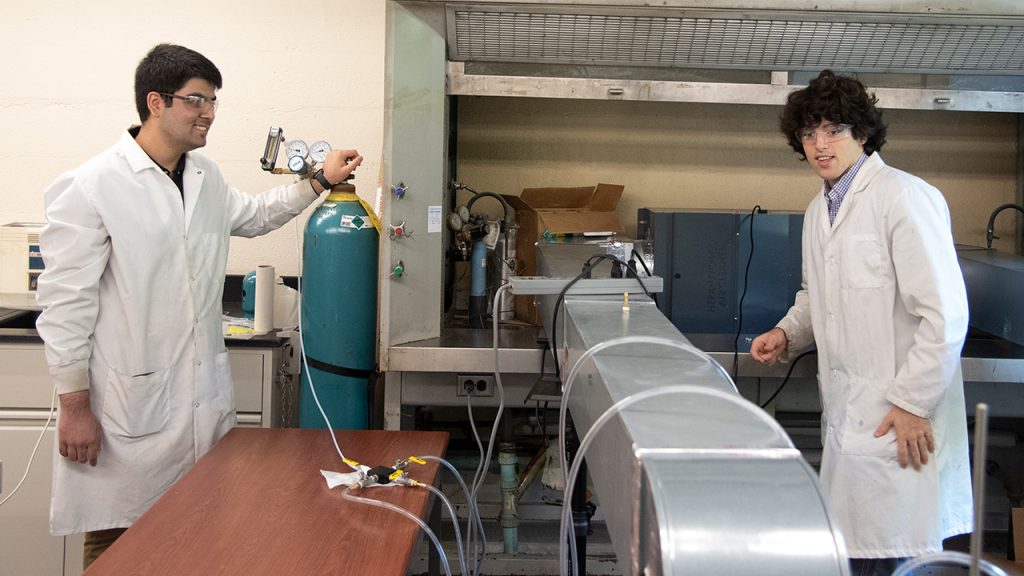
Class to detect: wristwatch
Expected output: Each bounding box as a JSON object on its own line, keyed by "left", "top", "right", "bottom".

{"left": 313, "top": 168, "right": 335, "bottom": 191}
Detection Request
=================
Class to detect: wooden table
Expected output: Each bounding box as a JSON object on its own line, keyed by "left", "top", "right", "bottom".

{"left": 86, "top": 428, "right": 450, "bottom": 576}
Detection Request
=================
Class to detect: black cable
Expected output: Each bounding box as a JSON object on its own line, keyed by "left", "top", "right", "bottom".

{"left": 551, "top": 254, "right": 605, "bottom": 380}
{"left": 732, "top": 205, "right": 762, "bottom": 381}
{"left": 541, "top": 400, "right": 550, "bottom": 448}
{"left": 550, "top": 253, "right": 655, "bottom": 380}
{"left": 759, "top": 350, "right": 816, "bottom": 409}
{"left": 626, "top": 248, "right": 659, "bottom": 307}
{"left": 629, "top": 248, "right": 658, "bottom": 306}
{"left": 533, "top": 340, "right": 552, "bottom": 448}
{"left": 539, "top": 338, "right": 549, "bottom": 376}
{"left": 630, "top": 248, "right": 652, "bottom": 277}
{"left": 597, "top": 253, "right": 655, "bottom": 302}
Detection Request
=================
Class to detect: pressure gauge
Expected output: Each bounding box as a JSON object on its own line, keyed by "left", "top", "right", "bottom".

{"left": 287, "top": 155, "right": 308, "bottom": 174}
{"left": 284, "top": 139, "right": 308, "bottom": 159}
{"left": 457, "top": 205, "right": 471, "bottom": 223}
{"left": 309, "top": 140, "right": 332, "bottom": 163}
{"left": 448, "top": 211, "right": 464, "bottom": 231}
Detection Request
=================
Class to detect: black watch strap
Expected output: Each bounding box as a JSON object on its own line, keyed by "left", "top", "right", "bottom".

{"left": 313, "top": 169, "right": 334, "bottom": 191}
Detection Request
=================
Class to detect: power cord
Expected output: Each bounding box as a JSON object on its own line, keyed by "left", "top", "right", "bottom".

{"left": 630, "top": 248, "right": 652, "bottom": 277}
{"left": 465, "top": 390, "right": 487, "bottom": 572}
{"left": 732, "top": 205, "right": 764, "bottom": 382}
{"left": 0, "top": 386, "right": 56, "bottom": 508}
{"left": 759, "top": 349, "right": 816, "bottom": 409}
{"left": 629, "top": 248, "right": 657, "bottom": 306}
{"left": 293, "top": 215, "right": 358, "bottom": 469}
{"left": 465, "top": 283, "right": 513, "bottom": 575}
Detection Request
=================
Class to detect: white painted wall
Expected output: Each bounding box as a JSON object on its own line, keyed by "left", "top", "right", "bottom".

{"left": 2, "top": 1, "right": 1017, "bottom": 281}
{"left": 0, "top": 0, "right": 386, "bottom": 277}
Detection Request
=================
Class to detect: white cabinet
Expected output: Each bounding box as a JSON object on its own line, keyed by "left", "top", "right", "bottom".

{"left": 0, "top": 420, "right": 63, "bottom": 576}
{"left": 229, "top": 346, "right": 291, "bottom": 428}
{"left": 0, "top": 341, "right": 287, "bottom": 576}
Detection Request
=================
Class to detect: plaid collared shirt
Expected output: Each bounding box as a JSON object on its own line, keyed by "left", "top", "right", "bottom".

{"left": 824, "top": 152, "right": 868, "bottom": 226}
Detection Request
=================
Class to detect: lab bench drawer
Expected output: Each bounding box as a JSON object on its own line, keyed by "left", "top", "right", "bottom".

{"left": 0, "top": 343, "right": 273, "bottom": 415}
{"left": 0, "top": 344, "right": 53, "bottom": 408}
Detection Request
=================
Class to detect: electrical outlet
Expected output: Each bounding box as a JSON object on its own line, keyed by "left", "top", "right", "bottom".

{"left": 456, "top": 374, "right": 495, "bottom": 397}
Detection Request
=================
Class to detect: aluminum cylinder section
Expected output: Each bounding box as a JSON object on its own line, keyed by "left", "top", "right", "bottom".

{"left": 633, "top": 456, "right": 847, "bottom": 576}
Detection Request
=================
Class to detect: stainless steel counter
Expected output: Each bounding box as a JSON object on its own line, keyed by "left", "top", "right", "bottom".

{"left": 388, "top": 325, "right": 548, "bottom": 373}
{"left": 0, "top": 307, "right": 288, "bottom": 347}
{"left": 388, "top": 326, "right": 1024, "bottom": 384}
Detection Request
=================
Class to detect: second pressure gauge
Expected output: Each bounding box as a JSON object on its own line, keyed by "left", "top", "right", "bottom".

{"left": 284, "top": 139, "right": 309, "bottom": 159}
{"left": 309, "top": 140, "right": 332, "bottom": 163}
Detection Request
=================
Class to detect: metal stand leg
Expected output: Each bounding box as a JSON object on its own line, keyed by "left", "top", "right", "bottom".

{"left": 572, "top": 459, "right": 590, "bottom": 574}
{"left": 565, "top": 417, "right": 594, "bottom": 576}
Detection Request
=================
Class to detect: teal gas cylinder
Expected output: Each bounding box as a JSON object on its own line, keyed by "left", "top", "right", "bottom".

{"left": 298, "top": 183, "right": 379, "bottom": 429}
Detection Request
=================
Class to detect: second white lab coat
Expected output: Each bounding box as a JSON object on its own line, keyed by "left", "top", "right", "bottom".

{"left": 776, "top": 153, "right": 973, "bottom": 558}
{"left": 36, "top": 130, "right": 318, "bottom": 535}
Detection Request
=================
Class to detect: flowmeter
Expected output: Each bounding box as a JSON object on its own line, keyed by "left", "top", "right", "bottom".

{"left": 259, "top": 127, "right": 333, "bottom": 179}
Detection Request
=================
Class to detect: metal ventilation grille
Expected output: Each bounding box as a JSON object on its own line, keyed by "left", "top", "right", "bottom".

{"left": 450, "top": 8, "right": 1024, "bottom": 74}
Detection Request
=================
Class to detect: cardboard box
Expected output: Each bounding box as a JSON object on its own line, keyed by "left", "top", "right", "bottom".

{"left": 502, "top": 183, "right": 627, "bottom": 324}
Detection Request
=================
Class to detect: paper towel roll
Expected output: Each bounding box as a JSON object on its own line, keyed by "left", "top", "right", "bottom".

{"left": 254, "top": 265, "right": 275, "bottom": 335}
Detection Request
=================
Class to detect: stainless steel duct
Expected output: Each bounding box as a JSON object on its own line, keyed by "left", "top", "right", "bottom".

{"left": 533, "top": 241, "right": 847, "bottom": 575}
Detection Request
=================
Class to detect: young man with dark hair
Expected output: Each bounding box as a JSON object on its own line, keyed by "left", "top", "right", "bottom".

{"left": 36, "top": 43, "right": 363, "bottom": 566}
{"left": 751, "top": 70, "right": 972, "bottom": 576}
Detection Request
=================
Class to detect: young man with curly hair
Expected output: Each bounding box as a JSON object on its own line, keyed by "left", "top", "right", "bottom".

{"left": 750, "top": 70, "right": 972, "bottom": 576}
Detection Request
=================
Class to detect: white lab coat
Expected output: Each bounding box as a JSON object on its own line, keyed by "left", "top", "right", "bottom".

{"left": 36, "top": 130, "right": 318, "bottom": 535}
{"left": 776, "top": 153, "right": 973, "bottom": 558}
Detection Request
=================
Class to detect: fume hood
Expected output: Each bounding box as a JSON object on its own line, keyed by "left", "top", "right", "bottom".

{"left": 441, "top": 0, "right": 1024, "bottom": 111}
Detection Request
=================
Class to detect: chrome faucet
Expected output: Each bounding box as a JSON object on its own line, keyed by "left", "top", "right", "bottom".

{"left": 985, "top": 203, "right": 1024, "bottom": 249}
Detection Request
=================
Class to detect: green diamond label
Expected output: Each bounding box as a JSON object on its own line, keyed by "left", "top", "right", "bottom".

{"left": 341, "top": 215, "right": 372, "bottom": 230}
